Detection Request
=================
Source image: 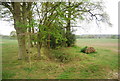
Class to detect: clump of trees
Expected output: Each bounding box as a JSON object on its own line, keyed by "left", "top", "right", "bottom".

{"left": 1, "top": 1, "right": 111, "bottom": 61}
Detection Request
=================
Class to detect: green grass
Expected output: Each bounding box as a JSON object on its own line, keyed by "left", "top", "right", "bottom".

{"left": 1, "top": 38, "right": 118, "bottom": 79}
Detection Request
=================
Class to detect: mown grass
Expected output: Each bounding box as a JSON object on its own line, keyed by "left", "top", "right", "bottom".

{"left": 1, "top": 38, "right": 118, "bottom": 79}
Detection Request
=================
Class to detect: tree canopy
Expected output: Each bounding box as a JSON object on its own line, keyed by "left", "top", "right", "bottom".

{"left": 1, "top": 1, "right": 111, "bottom": 60}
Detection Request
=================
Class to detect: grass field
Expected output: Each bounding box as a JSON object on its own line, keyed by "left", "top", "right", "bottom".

{"left": 1, "top": 38, "right": 119, "bottom": 79}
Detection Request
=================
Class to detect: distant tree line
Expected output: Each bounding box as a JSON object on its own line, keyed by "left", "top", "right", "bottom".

{"left": 76, "top": 34, "right": 119, "bottom": 39}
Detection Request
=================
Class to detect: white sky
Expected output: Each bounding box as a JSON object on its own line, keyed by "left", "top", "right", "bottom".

{"left": 0, "top": 0, "right": 119, "bottom": 35}
{"left": 74, "top": 0, "right": 119, "bottom": 35}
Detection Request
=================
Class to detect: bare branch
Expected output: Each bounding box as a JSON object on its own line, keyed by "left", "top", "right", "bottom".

{"left": 1, "top": 2, "right": 13, "bottom": 14}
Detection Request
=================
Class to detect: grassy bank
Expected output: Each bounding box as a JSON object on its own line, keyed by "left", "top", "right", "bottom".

{"left": 2, "top": 38, "right": 118, "bottom": 79}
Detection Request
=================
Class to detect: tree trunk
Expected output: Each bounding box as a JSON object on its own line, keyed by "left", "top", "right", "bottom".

{"left": 28, "top": 10, "right": 34, "bottom": 47}
{"left": 66, "top": 19, "right": 71, "bottom": 47}
{"left": 2, "top": 2, "right": 32, "bottom": 60}
{"left": 47, "top": 34, "right": 51, "bottom": 49}
{"left": 37, "top": 41, "right": 42, "bottom": 58}
{"left": 13, "top": 2, "right": 27, "bottom": 60}
{"left": 66, "top": 2, "right": 71, "bottom": 47}
{"left": 37, "top": 32, "right": 42, "bottom": 58}
{"left": 28, "top": 28, "right": 33, "bottom": 47}
{"left": 17, "top": 33, "right": 27, "bottom": 60}
{"left": 32, "top": 28, "right": 37, "bottom": 46}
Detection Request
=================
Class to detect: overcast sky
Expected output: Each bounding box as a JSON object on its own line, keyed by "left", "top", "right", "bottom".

{"left": 0, "top": 0, "right": 119, "bottom": 35}
{"left": 74, "top": 0, "right": 119, "bottom": 35}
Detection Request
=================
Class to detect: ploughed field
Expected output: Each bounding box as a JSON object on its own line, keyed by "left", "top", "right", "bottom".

{"left": 1, "top": 38, "right": 118, "bottom": 79}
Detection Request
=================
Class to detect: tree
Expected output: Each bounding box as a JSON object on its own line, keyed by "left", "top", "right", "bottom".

{"left": 34, "top": 2, "right": 65, "bottom": 57}
{"left": 1, "top": 1, "right": 111, "bottom": 60}
{"left": 1, "top": 2, "right": 33, "bottom": 60}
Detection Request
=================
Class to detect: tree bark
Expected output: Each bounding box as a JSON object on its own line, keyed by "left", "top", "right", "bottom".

{"left": 37, "top": 41, "right": 42, "bottom": 58}
{"left": 32, "top": 27, "right": 37, "bottom": 46}
{"left": 28, "top": 10, "right": 34, "bottom": 47}
{"left": 37, "top": 33, "right": 42, "bottom": 58}
{"left": 66, "top": 2, "right": 71, "bottom": 47}
{"left": 13, "top": 2, "right": 27, "bottom": 60}
{"left": 17, "top": 33, "right": 27, "bottom": 60}
{"left": 28, "top": 27, "right": 33, "bottom": 47}
{"left": 47, "top": 34, "right": 51, "bottom": 49}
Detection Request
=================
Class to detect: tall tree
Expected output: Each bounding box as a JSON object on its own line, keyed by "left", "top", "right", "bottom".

{"left": 1, "top": 2, "right": 32, "bottom": 60}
